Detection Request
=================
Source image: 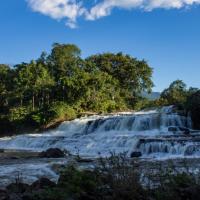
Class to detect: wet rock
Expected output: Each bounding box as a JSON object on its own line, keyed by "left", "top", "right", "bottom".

{"left": 130, "top": 152, "right": 142, "bottom": 158}
{"left": 178, "top": 185, "right": 200, "bottom": 200}
{"left": 9, "top": 193, "right": 22, "bottom": 200}
{"left": 179, "top": 127, "right": 190, "bottom": 135}
{"left": 22, "top": 194, "right": 33, "bottom": 200}
{"left": 39, "top": 148, "right": 65, "bottom": 158}
{"left": 6, "top": 183, "right": 30, "bottom": 194}
{"left": 168, "top": 127, "right": 178, "bottom": 132}
{"left": 76, "top": 157, "right": 94, "bottom": 163}
{"left": 0, "top": 189, "right": 8, "bottom": 200}
{"left": 0, "top": 149, "right": 4, "bottom": 153}
{"left": 31, "top": 177, "right": 56, "bottom": 190}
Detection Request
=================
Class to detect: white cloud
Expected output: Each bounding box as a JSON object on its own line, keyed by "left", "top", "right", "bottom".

{"left": 27, "top": 0, "right": 85, "bottom": 28}
{"left": 86, "top": 0, "right": 200, "bottom": 20}
{"left": 27, "top": 0, "right": 200, "bottom": 28}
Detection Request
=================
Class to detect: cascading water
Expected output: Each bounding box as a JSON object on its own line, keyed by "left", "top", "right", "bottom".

{"left": 0, "top": 105, "right": 198, "bottom": 159}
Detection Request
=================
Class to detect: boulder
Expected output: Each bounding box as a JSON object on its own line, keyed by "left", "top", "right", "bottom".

{"left": 168, "top": 127, "right": 178, "bottom": 132}
{"left": 179, "top": 127, "right": 190, "bottom": 135}
{"left": 8, "top": 193, "right": 22, "bottom": 200}
{"left": 39, "top": 148, "right": 65, "bottom": 158}
{"left": 130, "top": 152, "right": 142, "bottom": 158}
{"left": 6, "top": 183, "right": 30, "bottom": 194}
{"left": 0, "top": 189, "right": 8, "bottom": 200}
{"left": 0, "top": 149, "right": 4, "bottom": 153}
{"left": 31, "top": 177, "right": 56, "bottom": 190}
{"left": 76, "top": 158, "right": 93, "bottom": 163}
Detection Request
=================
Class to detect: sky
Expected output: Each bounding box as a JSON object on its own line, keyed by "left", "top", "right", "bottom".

{"left": 0, "top": 0, "right": 200, "bottom": 92}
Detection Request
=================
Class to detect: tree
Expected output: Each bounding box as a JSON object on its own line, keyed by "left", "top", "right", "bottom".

{"left": 86, "top": 53, "right": 153, "bottom": 97}
{"left": 47, "top": 43, "right": 82, "bottom": 101}
{"left": 160, "top": 80, "right": 187, "bottom": 106}
{"left": 186, "top": 90, "right": 200, "bottom": 129}
{"left": 48, "top": 43, "right": 81, "bottom": 80}
{"left": 0, "top": 64, "right": 13, "bottom": 111}
{"left": 15, "top": 61, "right": 55, "bottom": 110}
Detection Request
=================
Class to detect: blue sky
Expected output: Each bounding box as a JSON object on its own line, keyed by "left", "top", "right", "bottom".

{"left": 0, "top": 0, "right": 200, "bottom": 92}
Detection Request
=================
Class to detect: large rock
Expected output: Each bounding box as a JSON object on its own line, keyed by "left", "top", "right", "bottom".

{"left": 168, "top": 126, "right": 190, "bottom": 135}
{"left": 179, "top": 127, "right": 190, "bottom": 135}
{"left": 6, "top": 183, "right": 30, "bottom": 194}
{"left": 130, "top": 152, "right": 142, "bottom": 158}
{"left": 168, "top": 127, "right": 178, "bottom": 132}
{"left": 0, "top": 189, "right": 8, "bottom": 200}
{"left": 39, "top": 148, "right": 65, "bottom": 158}
{"left": 31, "top": 177, "right": 56, "bottom": 190}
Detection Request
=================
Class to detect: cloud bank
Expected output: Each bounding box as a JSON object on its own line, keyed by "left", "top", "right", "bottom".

{"left": 27, "top": 0, "right": 200, "bottom": 28}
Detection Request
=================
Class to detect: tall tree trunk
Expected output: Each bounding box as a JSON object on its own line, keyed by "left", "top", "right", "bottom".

{"left": 20, "top": 98, "right": 23, "bottom": 107}
{"left": 32, "top": 94, "right": 35, "bottom": 111}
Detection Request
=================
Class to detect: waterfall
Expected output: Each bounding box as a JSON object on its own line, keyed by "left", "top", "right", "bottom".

{"left": 0, "top": 106, "right": 198, "bottom": 158}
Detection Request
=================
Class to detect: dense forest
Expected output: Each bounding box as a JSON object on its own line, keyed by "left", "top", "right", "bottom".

{"left": 0, "top": 43, "right": 200, "bottom": 135}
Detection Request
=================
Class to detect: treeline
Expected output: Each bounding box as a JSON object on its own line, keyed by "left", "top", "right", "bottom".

{"left": 0, "top": 43, "right": 153, "bottom": 134}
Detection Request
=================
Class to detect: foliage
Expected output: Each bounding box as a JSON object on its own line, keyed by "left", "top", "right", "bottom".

{"left": 86, "top": 53, "right": 153, "bottom": 95}
{"left": 186, "top": 90, "right": 200, "bottom": 129}
{"left": 152, "top": 172, "right": 200, "bottom": 200}
{"left": 160, "top": 80, "right": 187, "bottom": 106}
{"left": 0, "top": 43, "right": 154, "bottom": 134}
{"left": 9, "top": 106, "right": 30, "bottom": 122}
{"left": 47, "top": 102, "right": 77, "bottom": 121}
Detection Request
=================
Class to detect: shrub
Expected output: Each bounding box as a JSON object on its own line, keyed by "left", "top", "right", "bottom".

{"left": 8, "top": 106, "right": 30, "bottom": 122}
{"left": 47, "top": 102, "right": 77, "bottom": 121}
{"left": 26, "top": 102, "right": 77, "bottom": 127}
{"left": 186, "top": 90, "right": 200, "bottom": 129}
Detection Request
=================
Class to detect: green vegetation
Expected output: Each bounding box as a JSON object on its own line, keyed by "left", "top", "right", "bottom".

{"left": 186, "top": 90, "right": 200, "bottom": 129}
{"left": 0, "top": 43, "right": 153, "bottom": 135}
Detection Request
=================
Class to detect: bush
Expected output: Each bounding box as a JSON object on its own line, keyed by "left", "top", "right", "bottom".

{"left": 153, "top": 172, "right": 200, "bottom": 200}
{"left": 47, "top": 102, "right": 77, "bottom": 121}
{"left": 26, "top": 102, "right": 77, "bottom": 127}
{"left": 8, "top": 106, "right": 30, "bottom": 122}
{"left": 186, "top": 90, "right": 200, "bottom": 129}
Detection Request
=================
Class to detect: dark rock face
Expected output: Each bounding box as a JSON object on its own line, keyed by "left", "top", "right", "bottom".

{"left": 0, "top": 149, "right": 4, "bottom": 153}
{"left": 130, "top": 152, "right": 142, "bottom": 158}
{"left": 0, "top": 189, "right": 8, "bottom": 200}
{"left": 76, "top": 158, "right": 93, "bottom": 163}
{"left": 179, "top": 127, "right": 190, "bottom": 135}
{"left": 2, "top": 178, "right": 56, "bottom": 200}
{"left": 178, "top": 185, "right": 200, "bottom": 200}
{"left": 168, "top": 126, "right": 190, "bottom": 135}
{"left": 39, "top": 148, "right": 65, "bottom": 158}
{"left": 31, "top": 177, "right": 56, "bottom": 190}
{"left": 168, "top": 127, "right": 179, "bottom": 132}
{"left": 6, "top": 183, "right": 30, "bottom": 194}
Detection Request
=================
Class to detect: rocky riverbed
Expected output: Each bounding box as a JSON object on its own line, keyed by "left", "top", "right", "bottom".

{"left": 1, "top": 148, "right": 200, "bottom": 189}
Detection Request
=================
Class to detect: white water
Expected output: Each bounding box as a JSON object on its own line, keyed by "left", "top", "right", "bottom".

{"left": 0, "top": 106, "right": 198, "bottom": 159}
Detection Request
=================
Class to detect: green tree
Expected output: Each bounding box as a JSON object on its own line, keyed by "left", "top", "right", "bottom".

{"left": 86, "top": 53, "right": 153, "bottom": 110}
{"left": 160, "top": 80, "right": 187, "bottom": 106}
{"left": 86, "top": 53, "right": 153, "bottom": 94}
{"left": 15, "top": 61, "right": 55, "bottom": 110}
{"left": 0, "top": 64, "right": 13, "bottom": 111}
{"left": 186, "top": 90, "right": 200, "bottom": 129}
{"left": 47, "top": 43, "right": 82, "bottom": 101}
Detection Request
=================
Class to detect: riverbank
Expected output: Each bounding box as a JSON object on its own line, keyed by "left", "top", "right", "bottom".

{"left": 1, "top": 152, "right": 200, "bottom": 200}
